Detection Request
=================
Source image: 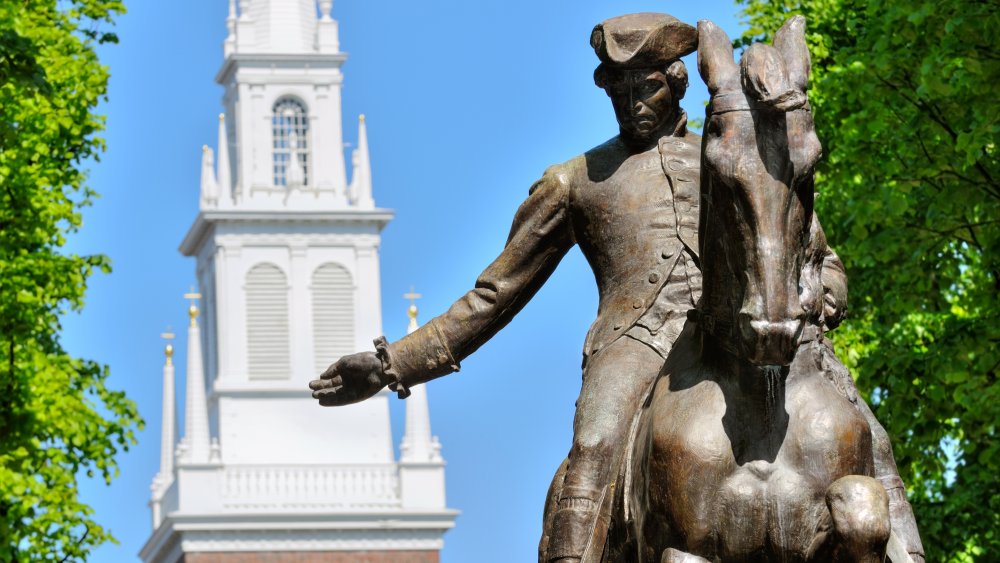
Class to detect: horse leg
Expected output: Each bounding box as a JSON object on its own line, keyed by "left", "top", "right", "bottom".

{"left": 660, "top": 548, "right": 710, "bottom": 563}
{"left": 826, "top": 475, "right": 891, "bottom": 563}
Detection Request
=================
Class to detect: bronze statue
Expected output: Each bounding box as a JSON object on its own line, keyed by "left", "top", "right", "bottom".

{"left": 593, "top": 17, "right": 924, "bottom": 563}
{"left": 309, "top": 12, "right": 923, "bottom": 563}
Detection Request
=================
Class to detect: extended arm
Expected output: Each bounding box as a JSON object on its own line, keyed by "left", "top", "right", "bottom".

{"left": 311, "top": 167, "right": 576, "bottom": 405}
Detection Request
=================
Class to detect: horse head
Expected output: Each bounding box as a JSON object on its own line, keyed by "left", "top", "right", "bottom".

{"left": 696, "top": 16, "right": 825, "bottom": 367}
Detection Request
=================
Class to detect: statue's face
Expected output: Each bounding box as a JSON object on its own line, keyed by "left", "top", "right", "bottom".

{"left": 606, "top": 69, "right": 674, "bottom": 141}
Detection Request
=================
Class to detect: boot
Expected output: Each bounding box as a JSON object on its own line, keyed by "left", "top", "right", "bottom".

{"left": 548, "top": 498, "right": 597, "bottom": 563}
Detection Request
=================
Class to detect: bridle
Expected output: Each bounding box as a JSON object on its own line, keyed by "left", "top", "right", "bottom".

{"left": 706, "top": 91, "right": 811, "bottom": 116}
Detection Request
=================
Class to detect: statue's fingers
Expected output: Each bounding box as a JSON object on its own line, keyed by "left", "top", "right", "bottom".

{"left": 309, "top": 378, "right": 333, "bottom": 391}
{"left": 319, "top": 362, "right": 339, "bottom": 379}
{"left": 312, "top": 385, "right": 343, "bottom": 401}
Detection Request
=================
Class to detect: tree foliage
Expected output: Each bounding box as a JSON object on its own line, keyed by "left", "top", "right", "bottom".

{"left": 735, "top": 0, "right": 999, "bottom": 559}
{"left": 0, "top": 1, "right": 139, "bottom": 560}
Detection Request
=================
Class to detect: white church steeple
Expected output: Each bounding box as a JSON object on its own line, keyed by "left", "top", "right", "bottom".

{"left": 143, "top": 3, "right": 456, "bottom": 561}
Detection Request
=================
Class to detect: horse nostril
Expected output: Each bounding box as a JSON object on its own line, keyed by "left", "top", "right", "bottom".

{"left": 738, "top": 317, "right": 804, "bottom": 366}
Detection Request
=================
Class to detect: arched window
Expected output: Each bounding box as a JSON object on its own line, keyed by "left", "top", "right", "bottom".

{"left": 272, "top": 98, "right": 309, "bottom": 187}
{"left": 245, "top": 263, "right": 290, "bottom": 380}
{"left": 311, "top": 263, "right": 355, "bottom": 373}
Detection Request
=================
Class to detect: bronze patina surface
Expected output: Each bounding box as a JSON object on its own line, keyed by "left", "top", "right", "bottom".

{"left": 309, "top": 12, "right": 923, "bottom": 563}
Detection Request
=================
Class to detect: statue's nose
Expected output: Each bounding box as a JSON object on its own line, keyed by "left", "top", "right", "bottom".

{"left": 632, "top": 101, "right": 652, "bottom": 116}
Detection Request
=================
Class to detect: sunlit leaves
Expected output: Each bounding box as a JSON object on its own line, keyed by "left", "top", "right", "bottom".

{"left": 737, "top": 0, "right": 999, "bottom": 559}
{"left": 0, "top": 1, "right": 138, "bottom": 561}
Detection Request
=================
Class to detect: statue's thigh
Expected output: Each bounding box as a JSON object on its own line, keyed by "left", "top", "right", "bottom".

{"left": 574, "top": 338, "right": 663, "bottom": 450}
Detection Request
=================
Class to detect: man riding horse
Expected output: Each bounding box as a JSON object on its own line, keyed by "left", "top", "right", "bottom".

{"left": 308, "top": 12, "right": 923, "bottom": 562}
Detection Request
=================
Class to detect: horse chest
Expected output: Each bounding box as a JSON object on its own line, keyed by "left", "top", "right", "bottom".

{"left": 647, "top": 370, "right": 874, "bottom": 560}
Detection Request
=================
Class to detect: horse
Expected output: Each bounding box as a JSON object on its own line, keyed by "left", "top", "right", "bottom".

{"left": 596, "top": 17, "right": 917, "bottom": 563}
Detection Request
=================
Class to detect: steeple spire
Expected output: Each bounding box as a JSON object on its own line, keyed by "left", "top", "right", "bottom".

{"left": 200, "top": 145, "right": 218, "bottom": 208}
{"left": 400, "top": 289, "right": 442, "bottom": 463}
{"left": 350, "top": 114, "right": 374, "bottom": 209}
{"left": 216, "top": 114, "right": 231, "bottom": 200}
{"left": 178, "top": 289, "right": 212, "bottom": 465}
{"left": 157, "top": 329, "right": 177, "bottom": 482}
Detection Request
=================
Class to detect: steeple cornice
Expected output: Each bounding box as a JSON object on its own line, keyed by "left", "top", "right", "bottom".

{"left": 179, "top": 209, "right": 395, "bottom": 257}
{"left": 215, "top": 52, "right": 347, "bottom": 86}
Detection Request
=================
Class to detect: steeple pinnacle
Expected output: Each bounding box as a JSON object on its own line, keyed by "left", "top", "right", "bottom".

{"left": 200, "top": 145, "right": 218, "bottom": 208}
{"left": 216, "top": 114, "right": 232, "bottom": 202}
{"left": 224, "top": 0, "right": 236, "bottom": 57}
{"left": 350, "top": 114, "right": 375, "bottom": 209}
{"left": 157, "top": 329, "right": 177, "bottom": 481}
{"left": 178, "top": 289, "right": 213, "bottom": 466}
{"left": 151, "top": 328, "right": 178, "bottom": 528}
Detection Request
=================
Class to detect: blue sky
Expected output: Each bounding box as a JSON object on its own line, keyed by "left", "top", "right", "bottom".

{"left": 66, "top": 2, "right": 744, "bottom": 561}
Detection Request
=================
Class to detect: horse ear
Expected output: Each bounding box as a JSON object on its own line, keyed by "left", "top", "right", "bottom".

{"left": 773, "top": 15, "right": 810, "bottom": 92}
{"left": 697, "top": 20, "right": 739, "bottom": 95}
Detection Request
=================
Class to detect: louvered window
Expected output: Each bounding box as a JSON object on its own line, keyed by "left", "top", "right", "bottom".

{"left": 272, "top": 97, "right": 309, "bottom": 187}
{"left": 246, "top": 263, "right": 290, "bottom": 380}
{"left": 312, "top": 263, "right": 355, "bottom": 373}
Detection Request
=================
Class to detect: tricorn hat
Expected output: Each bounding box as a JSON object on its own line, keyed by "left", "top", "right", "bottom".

{"left": 591, "top": 13, "right": 697, "bottom": 69}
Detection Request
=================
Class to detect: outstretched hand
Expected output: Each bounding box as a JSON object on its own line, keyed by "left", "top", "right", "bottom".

{"left": 309, "top": 351, "right": 389, "bottom": 406}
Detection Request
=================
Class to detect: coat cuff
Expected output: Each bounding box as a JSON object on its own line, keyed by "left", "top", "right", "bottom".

{"left": 374, "top": 336, "right": 410, "bottom": 399}
{"left": 373, "top": 320, "right": 460, "bottom": 399}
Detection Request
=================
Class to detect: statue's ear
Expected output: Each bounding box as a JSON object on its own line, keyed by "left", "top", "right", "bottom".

{"left": 773, "top": 15, "right": 810, "bottom": 92}
{"left": 697, "top": 20, "right": 739, "bottom": 95}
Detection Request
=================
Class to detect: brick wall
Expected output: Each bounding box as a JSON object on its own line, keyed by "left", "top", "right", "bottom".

{"left": 181, "top": 551, "right": 439, "bottom": 563}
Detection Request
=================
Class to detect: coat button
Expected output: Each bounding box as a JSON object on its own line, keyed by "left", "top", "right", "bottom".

{"left": 648, "top": 272, "right": 660, "bottom": 284}
{"left": 632, "top": 299, "right": 643, "bottom": 309}
{"left": 613, "top": 323, "right": 622, "bottom": 331}
{"left": 661, "top": 249, "right": 674, "bottom": 259}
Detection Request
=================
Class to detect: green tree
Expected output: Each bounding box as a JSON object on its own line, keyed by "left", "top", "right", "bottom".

{"left": 735, "top": 0, "right": 999, "bottom": 559}
{"left": 0, "top": 1, "right": 140, "bottom": 560}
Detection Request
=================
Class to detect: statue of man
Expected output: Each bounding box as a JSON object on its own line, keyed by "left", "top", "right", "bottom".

{"left": 311, "top": 13, "right": 851, "bottom": 562}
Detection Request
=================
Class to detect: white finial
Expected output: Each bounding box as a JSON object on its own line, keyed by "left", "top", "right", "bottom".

{"left": 349, "top": 114, "right": 374, "bottom": 208}
{"left": 316, "top": 0, "right": 340, "bottom": 52}
{"left": 404, "top": 286, "right": 422, "bottom": 334}
{"left": 200, "top": 145, "right": 218, "bottom": 208}
{"left": 216, "top": 114, "right": 232, "bottom": 200}
{"left": 224, "top": 0, "right": 237, "bottom": 56}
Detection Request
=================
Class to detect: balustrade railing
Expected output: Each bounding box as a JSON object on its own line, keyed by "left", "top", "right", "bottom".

{"left": 221, "top": 464, "right": 401, "bottom": 511}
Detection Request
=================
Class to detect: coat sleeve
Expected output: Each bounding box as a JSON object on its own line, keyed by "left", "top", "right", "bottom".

{"left": 378, "top": 166, "right": 576, "bottom": 393}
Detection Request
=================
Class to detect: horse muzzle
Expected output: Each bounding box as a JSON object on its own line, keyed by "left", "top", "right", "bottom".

{"left": 737, "top": 316, "right": 805, "bottom": 366}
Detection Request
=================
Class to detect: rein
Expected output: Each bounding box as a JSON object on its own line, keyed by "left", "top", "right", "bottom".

{"left": 706, "top": 92, "right": 811, "bottom": 116}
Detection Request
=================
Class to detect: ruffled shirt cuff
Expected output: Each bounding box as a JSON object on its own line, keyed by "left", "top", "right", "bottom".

{"left": 374, "top": 336, "right": 411, "bottom": 399}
